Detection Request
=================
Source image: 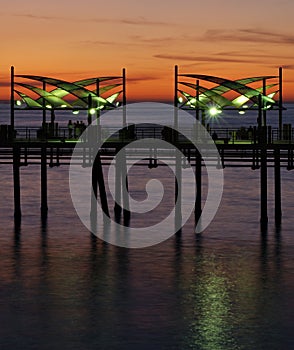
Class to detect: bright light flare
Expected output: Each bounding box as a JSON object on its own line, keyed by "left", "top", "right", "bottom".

{"left": 208, "top": 107, "right": 221, "bottom": 117}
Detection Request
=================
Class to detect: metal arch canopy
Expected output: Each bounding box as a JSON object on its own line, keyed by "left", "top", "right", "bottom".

{"left": 178, "top": 74, "right": 279, "bottom": 109}
{"left": 14, "top": 75, "right": 123, "bottom": 109}
{"left": 15, "top": 75, "right": 102, "bottom": 102}
{"left": 15, "top": 82, "right": 73, "bottom": 108}
{"left": 48, "top": 83, "right": 121, "bottom": 100}
{"left": 14, "top": 90, "right": 43, "bottom": 108}
{"left": 179, "top": 81, "right": 234, "bottom": 108}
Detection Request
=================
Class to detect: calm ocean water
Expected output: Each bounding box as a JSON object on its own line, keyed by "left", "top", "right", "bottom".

{"left": 1, "top": 103, "right": 294, "bottom": 349}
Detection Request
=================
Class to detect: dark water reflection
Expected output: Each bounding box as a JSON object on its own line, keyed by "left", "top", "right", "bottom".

{"left": 0, "top": 221, "right": 293, "bottom": 349}
{"left": 0, "top": 166, "right": 294, "bottom": 349}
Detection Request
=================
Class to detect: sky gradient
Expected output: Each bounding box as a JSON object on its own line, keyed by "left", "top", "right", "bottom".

{"left": 1, "top": 0, "right": 294, "bottom": 101}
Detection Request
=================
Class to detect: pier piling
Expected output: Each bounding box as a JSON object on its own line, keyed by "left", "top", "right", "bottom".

{"left": 274, "top": 148, "right": 282, "bottom": 225}
{"left": 91, "top": 153, "right": 109, "bottom": 219}
{"left": 195, "top": 151, "right": 202, "bottom": 224}
{"left": 260, "top": 126, "right": 268, "bottom": 226}
{"left": 13, "top": 146, "right": 21, "bottom": 219}
{"left": 40, "top": 145, "right": 48, "bottom": 217}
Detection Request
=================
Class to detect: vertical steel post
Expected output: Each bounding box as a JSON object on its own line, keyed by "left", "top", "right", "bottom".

{"left": 96, "top": 79, "right": 101, "bottom": 143}
{"left": 91, "top": 154, "right": 98, "bottom": 220}
{"left": 175, "top": 151, "right": 182, "bottom": 227}
{"left": 96, "top": 153, "right": 109, "bottom": 217}
{"left": 274, "top": 148, "right": 282, "bottom": 225}
{"left": 262, "top": 78, "right": 267, "bottom": 127}
{"left": 279, "top": 67, "right": 283, "bottom": 140}
{"left": 122, "top": 68, "right": 126, "bottom": 127}
{"left": 174, "top": 65, "right": 178, "bottom": 130}
{"left": 260, "top": 126, "right": 268, "bottom": 226}
{"left": 114, "top": 148, "right": 122, "bottom": 218}
{"left": 41, "top": 145, "right": 48, "bottom": 217}
{"left": 42, "top": 81, "right": 46, "bottom": 126}
{"left": 196, "top": 79, "right": 199, "bottom": 121}
{"left": 10, "top": 66, "right": 15, "bottom": 137}
{"left": 120, "top": 148, "right": 130, "bottom": 222}
{"left": 87, "top": 94, "right": 92, "bottom": 125}
{"left": 195, "top": 151, "right": 202, "bottom": 224}
{"left": 13, "top": 146, "right": 21, "bottom": 219}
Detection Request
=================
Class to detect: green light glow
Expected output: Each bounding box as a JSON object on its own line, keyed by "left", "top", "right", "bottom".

{"left": 232, "top": 94, "right": 249, "bottom": 108}
{"left": 72, "top": 110, "right": 79, "bottom": 115}
{"left": 89, "top": 108, "right": 96, "bottom": 115}
{"left": 178, "top": 96, "right": 183, "bottom": 103}
{"left": 238, "top": 110, "right": 246, "bottom": 115}
{"left": 46, "top": 104, "right": 52, "bottom": 109}
{"left": 209, "top": 107, "right": 221, "bottom": 117}
{"left": 268, "top": 92, "right": 276, "bottom": 99}
{"left": 60, "top": 104, "right": 67, "bottom": 108}
{"left": 16, "top": 100, "right": 22, "bottom": 106}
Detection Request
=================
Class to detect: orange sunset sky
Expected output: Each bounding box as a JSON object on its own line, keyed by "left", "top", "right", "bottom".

{"left": 0, "top": 0, "right": 294, "bottom": 102}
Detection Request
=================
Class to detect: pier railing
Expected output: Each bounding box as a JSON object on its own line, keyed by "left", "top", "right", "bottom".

{"left": 1, "top": 124, "right": 293, "bottom": 145}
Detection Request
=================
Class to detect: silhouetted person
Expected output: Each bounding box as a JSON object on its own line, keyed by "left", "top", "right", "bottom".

{"left": 248, "top": 125, "right": 253, "bottom": 140}
{"left": 68, "top": 120, "right": 73, "bottom": 138}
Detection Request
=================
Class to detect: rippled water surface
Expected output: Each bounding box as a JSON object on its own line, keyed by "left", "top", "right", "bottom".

{"left": 0, "top": 163, "right": 294, "bottom": 350}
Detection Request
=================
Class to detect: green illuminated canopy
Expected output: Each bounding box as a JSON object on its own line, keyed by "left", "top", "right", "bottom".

{"left": 178, "top": 74, "right": 280, "bottom": 111}
{"left": 14, "top": 74, "right": 123, "bottom": 110}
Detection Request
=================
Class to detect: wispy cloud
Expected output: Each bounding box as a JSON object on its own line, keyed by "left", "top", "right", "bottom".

{"left": 202, "top": 28, "right": 294, "bottom": 45}
{"left": 130, "top": 35, "right": 179, "bottom": 44}
{"left": 12, "top": 13, "right": 63, "bottom": 21}
{"left": 90, "top": 16, "right": 173, "bottom": 26}
{"left": 214, "top": 50, "right": 294, "bottom": 61}
{"left": 79, "top": 40, "right": 121, "bottom": 46}
{"left": 0, "top": 81, "right": 11, "bottom": 87}
{"left": 153, "top": 54, "right": 258, "bottom": 64}
{"left": 78, "top": 36, "right": 177, "bottom": 48}
{"left": 11, "top": 13, "right": 173, "bottom": 26}
{"left": 127, "top": 75, "right": 162, "bottom": 84}
{"left": 269, "top": 64, "right": 294, "bottom": 70}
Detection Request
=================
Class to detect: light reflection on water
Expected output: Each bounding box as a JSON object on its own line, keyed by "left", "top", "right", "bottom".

{"left": 0, "top": 163, "right": 294, "bottom": 349}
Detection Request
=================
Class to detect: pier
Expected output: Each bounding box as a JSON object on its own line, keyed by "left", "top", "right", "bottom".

{"left": 0, "top": 65, "right": 292, "bottom": 230}
{"left": 0, "top": 124, "right": 293, "bottom": 227}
